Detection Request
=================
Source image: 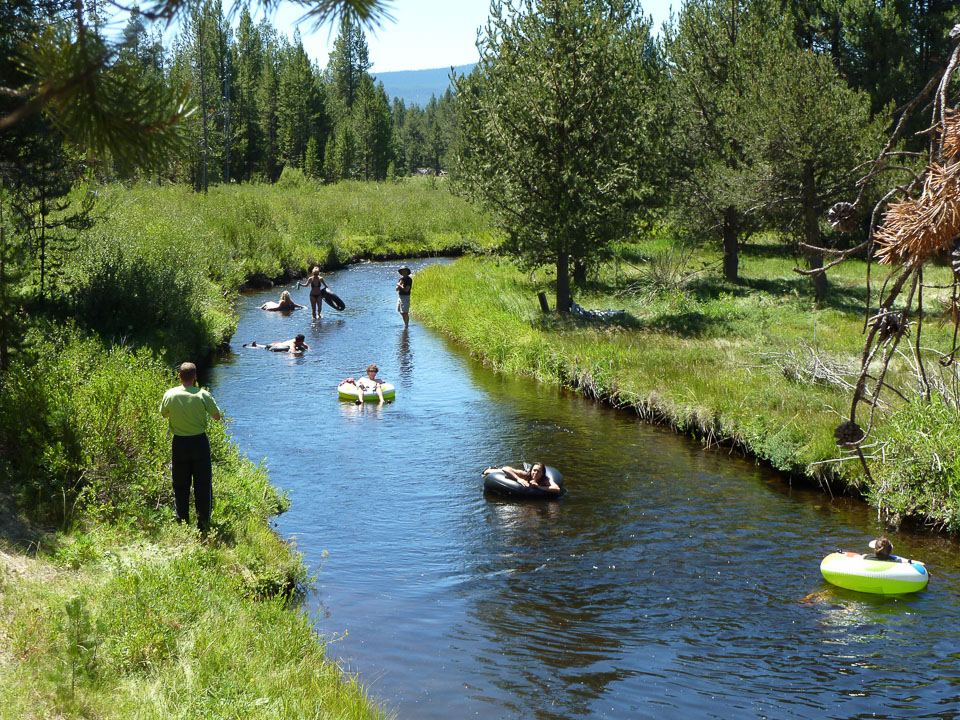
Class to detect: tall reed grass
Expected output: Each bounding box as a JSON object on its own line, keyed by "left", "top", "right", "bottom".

{"left": 66, "top": 177, "right": 497, "bottom": 362}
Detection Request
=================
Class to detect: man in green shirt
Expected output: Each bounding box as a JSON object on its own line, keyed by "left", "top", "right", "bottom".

{"left": 160, "top": 362, "right": 221, "bottom": 531}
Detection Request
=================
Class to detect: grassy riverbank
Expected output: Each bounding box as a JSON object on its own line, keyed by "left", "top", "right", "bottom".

{"left": 413, "top": 242, "right": 960, "bottom": 531}
{"left": 0, "top": 331, "right": 384, "bottom": 719}
{"left": 1, "top": 178, "right": 496, "bottom": 718}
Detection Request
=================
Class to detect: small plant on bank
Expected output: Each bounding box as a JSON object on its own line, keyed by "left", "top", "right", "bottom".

{"left": 58, "top": 595, "right": 99, "bottom": 700}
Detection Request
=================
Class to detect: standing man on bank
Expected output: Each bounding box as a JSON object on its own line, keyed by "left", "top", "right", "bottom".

{"left": 396, "top": 267, "right": 413, "bottom": 327}
{"left": 160, "top": 362, "right": 221, "bottom": 532}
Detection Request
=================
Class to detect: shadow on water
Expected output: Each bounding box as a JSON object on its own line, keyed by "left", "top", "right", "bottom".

{"left": 210, "top": 259, "right": 960, "bottom": 720}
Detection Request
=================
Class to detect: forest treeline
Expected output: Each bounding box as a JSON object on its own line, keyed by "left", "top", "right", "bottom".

{"left": 121, "top": 5, "right": 457, "bottom": 187}
{"left": 3, "top": 0, "right": 958, "bottom": 335}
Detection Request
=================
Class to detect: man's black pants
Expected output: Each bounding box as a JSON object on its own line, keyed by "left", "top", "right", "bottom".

{"left": 172, "top": 433, "right": 212, "bottom": 530}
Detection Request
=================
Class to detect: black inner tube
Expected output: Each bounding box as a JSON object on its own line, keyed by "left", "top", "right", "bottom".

{"left": 483, "top": 466, "right": 564, "bottom": 499}
{"left": 323, "top": 291, "right": 346, "bottom": 311}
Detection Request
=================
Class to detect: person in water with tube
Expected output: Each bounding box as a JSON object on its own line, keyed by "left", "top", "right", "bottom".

{"left": 259, "top": 290, "right": 304, "bottom": 311}
{"left": 355, "top": 363, "right": 385, "bottom": 405}
{"left": 869, "top": 536, "right": 893, "bottom": 561}
{"left": 242, "top": 334, "right": 310, "bottom": 353}
{"left": 482, "top": 462, "right": 561, "bottom": 493}
{"left": 298, "top": 266, "right": 329, "bottom": 319}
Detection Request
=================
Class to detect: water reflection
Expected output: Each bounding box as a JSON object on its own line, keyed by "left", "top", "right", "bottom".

{"left": 210, "top": 259, "right": 960, "bottom": 720}
{"left": 396, "top": 327, "right": 412, "bottom": 383}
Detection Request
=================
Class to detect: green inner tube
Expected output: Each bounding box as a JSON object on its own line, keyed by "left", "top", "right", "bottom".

{"left": 338, "top": 382, "right": 395, "bottom": 402}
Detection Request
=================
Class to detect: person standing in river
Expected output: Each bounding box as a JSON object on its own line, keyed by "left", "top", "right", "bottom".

{"left": 160, "top": 362, "right": 221, "bottom": 533}
{"left": 298, "top": 267, "right": 329, "bottom": 319}
{"left": 396, "top": 267, "right": 413, "bottom": 327}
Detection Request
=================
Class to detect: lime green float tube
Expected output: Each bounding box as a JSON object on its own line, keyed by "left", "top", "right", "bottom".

{"left": 338, "top": 382, "right": 396, "bottom": 402}
{"left": 820, "top": 551, "right": 929, "bottom": 595}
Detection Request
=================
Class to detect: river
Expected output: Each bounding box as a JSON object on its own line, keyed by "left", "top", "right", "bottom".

{"left": 209, "top": 258, "right": 960, "bottom": 720}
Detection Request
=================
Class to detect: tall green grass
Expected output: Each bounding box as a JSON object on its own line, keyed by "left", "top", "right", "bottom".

{"left": 78, "top": 175, "right": 496, "bottom": 287}
{"left": 65, "top": 176, "right": 497, "bottom": 361}
{"left": 413, "top": 246, "right": 960, "bottom": 530}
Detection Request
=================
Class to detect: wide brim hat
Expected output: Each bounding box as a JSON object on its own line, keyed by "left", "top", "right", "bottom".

{"left": 398, "top": 267, "right": 411, "bottom": 274}
{"left": 868, "top": 539, "right": 892, "bottom": 551}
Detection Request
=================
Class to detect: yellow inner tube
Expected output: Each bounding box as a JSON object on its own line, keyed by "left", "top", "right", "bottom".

{"left": 820, "top": 551, "right": 928, "bottom": 595}
{"left": 338, "top": 382, "right": 396, "bottom": 402}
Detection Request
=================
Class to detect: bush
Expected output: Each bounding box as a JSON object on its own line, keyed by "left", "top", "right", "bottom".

{"left": 0, "top": 328, "right": 172, "bottom": 526}
{"left": 872, "top": 396, "right": 960, "bottom": 531}
{"left": 0, "top": 329, "right": 285, "bottom": 534}
{"left": 70, "top": 242, "right": 234, "bottom": 361}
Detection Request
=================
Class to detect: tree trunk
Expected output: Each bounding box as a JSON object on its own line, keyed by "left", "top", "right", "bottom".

{"left": 808, "top": 251, "right": 827, "bottom": 302}
{"left": 802, "top": 162, "right": 827, "bottom": 302}
{"left": 573, "top": 259, "right": 586, "bottom": 285}
{"left": 722, "top": 206, "right": 739, "bottom": 281}
{"left": 555, "top": 250, "right": 570, "bottom": 313}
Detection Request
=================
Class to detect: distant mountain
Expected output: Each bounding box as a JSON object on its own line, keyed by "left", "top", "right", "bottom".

{"left": 373, "top": 64, "right": 476, "bottom": 107}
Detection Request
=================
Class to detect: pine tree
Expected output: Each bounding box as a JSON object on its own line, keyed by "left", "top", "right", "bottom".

{"left": 304, "top": 136, "right": 322, "bottom": 179}
{"left": 665, "top": 0, "right": 782, "bottom": 281}
{"left": 455, "top": 0, "right": 657, "bottom": 312}
{"left": 278, "top": 31, "right": 323, "bottom": 168}
{"left": 326, "top": 13, "right": 371, "bottom": 122}
{"left": 231, "top": 6, "right": 264, "bottom": 181}
{"left": 353, "top": 77, "right": 393, "bottom": 180}
{"left": 743, "top": 44, "right": 884, "bottom": 301}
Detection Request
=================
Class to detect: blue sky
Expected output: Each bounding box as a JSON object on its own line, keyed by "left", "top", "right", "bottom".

{"left": 269, "top": 0, "right": 676, "bottom": 73}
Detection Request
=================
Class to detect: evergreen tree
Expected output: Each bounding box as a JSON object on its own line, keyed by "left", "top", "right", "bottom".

{"left": 0, "top": 182, "right": 27, "bottom": 372}
{"left": 743, "top": 44, "right": 884, "bottom": 301}
{"left": 323, "top": 124, "right": 355, "bottom": 182}
{"left": 304, "top": 136, "right": 322, "bottom": 178}
{"left": 401, "top": 104, "right": 426, "bottom": 173}
{"left": 256, "top": 24, "right": 282, "bottom": 181}
{"left": 455, "top": 0, "right": 657, "bottom": 312}
{"left": 0, "top": 0, "right": 93, "bottom": 307}
{"left": 231, "top": 6, "right": 264, "bottom": 181}
{"left": 353, "top": 77, "right": 394, "bottom": 180}
{"left": 787, "top": 0, "right": 960, "bottom": 121}
{"left": 391, "top": 97, "right": 407, "bottom": 173}
{"left": 326, "top": 13, "right": 372, "bottom": 121}
{"left": 665, "top": 0, "right": 782, "bottom": 281}
{"left": 278, "top": 31, "right": 325, "bottom": 168}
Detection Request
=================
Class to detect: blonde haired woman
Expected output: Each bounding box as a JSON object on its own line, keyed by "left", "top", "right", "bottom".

{"left": 260, "top": 290, "right": 304, "bottom": 311}
{"left": 298, "top": 267, "right": 329, "bottom": 319}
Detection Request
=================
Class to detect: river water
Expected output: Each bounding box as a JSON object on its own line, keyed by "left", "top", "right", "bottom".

{"left": 209, "top": 259, "right": 960, "bottom": 720}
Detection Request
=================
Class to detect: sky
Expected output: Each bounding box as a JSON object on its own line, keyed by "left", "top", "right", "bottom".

{"left": 265, "top": 0, "right": 677, "bottom": 73}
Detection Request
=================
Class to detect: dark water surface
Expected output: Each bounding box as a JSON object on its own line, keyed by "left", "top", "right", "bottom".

{"left": 210, "top": 259, "right": 960, "bottom": 720}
